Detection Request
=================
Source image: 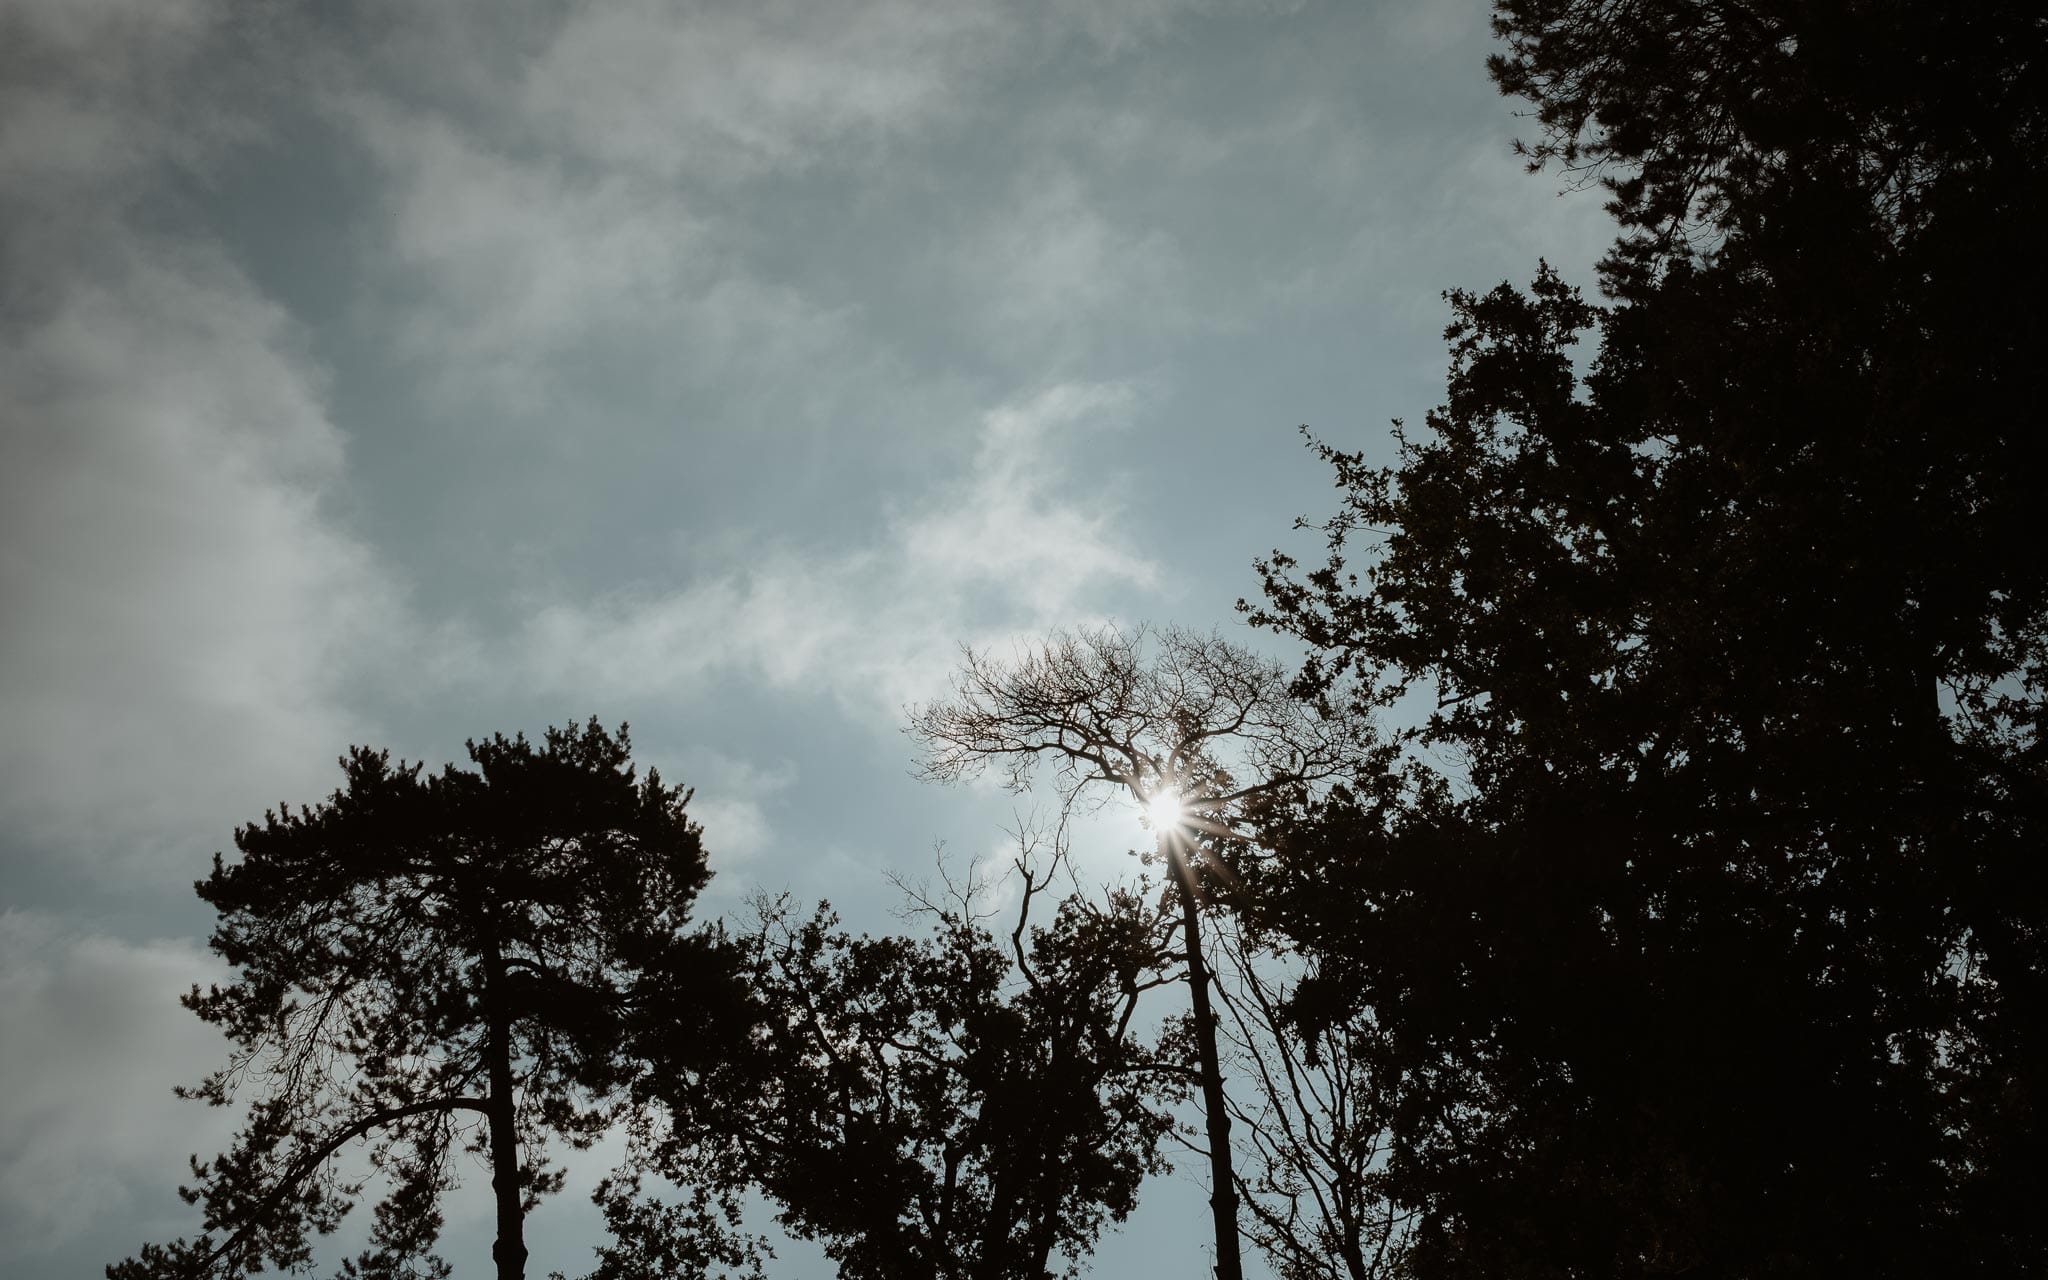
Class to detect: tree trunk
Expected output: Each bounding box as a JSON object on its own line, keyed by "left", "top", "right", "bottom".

{"left": 1024, "top": 1131, "right": 1064, "bottom": 1280}
{"left": 484, "top": 946, "right": 528, "bottom": 1280}
{"left": 1025, "top": 1206, "right": 1059, "bottom": 1280}
{"left": 975, "top": 1097, "right": 1026, "bottom": 1280}
{"left": 1171, "top": 837, "right": 1243, "bottom": 1280}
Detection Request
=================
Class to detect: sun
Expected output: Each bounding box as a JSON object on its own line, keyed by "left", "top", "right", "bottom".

{"left": 1146, "top": 788, "right": 1185, "bottom": 830}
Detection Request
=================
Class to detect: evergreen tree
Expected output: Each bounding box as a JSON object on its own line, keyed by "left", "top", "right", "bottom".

{"left": 108, "top": 720, "right": 744, "bottom": 1280}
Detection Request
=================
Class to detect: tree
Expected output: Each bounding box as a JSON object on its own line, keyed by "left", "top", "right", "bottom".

{"left": 109, "top": 720, "right": 745, "bottom": 1280}
{"left": 1205, "top": 910, "right": 1410, "bottom": 1280}
{"left": 1488, "top": 0, "right": 2048, "bottom": 292}
{"left": 1255, "top": 267, "right": 2047, "bottom": 1277}
{"left": 619, "top": 830, "right": 1182, "bottom": 1280}
{"left": 1243, "top": 2, "right": 2048, "bottom": 1271}
{"left": 908, "top": 624, "right": 1374, "bottom": 1280}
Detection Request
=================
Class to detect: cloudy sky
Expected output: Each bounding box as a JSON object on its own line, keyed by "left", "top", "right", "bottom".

{"left": 0, "top": 1, "right": 1611, "bottom": 1275}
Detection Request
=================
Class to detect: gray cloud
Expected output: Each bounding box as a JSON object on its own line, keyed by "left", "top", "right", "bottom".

{"left": 514, "top": 381, "right": 1162, "bottom": 719}
{"left": 0, "top": 912, "right": 230, "bottom": 1256}
{"left": 0, "top": 0, "right": 235, "bottom": 211}
{"left": 0, "top": 0, "right": 418, "bottom": 877}
{"left": 517, "top": 0, "right": 1010, "bottom": 179}
{"left": 0, "top": 243, "right": 406, "bottom": 871}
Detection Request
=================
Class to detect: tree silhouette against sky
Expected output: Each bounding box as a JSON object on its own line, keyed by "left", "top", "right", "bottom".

{"left": 109, "top": 721, "right": 743, "bottom": 1280}
{"left": 909, "top": 624, "right": 1373, "bottom": 1280}
{"left": 1247, "top": 3, "right": 2048, "bottom": 1271}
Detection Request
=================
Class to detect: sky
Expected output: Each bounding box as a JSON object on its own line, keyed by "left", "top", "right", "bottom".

{"left": 0, "top": 1, "right": 1612, "bottom": 1275}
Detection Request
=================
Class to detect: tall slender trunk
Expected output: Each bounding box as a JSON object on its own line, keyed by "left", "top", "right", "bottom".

{"left": 976, "top": 1109, "right": 1023, "bottom": 1278}
{"left": 1023, "top": 1092, "right": 1068, "bottom": 1279}
{"left": 483, "top": 945, "right": 528, "bottom": 1280}
{"left": 1170, "top": 836, "right": 1243, "bottom": 1280}
{"left": 1340, "top": 1215, "right": 1370, "bottom": 1280}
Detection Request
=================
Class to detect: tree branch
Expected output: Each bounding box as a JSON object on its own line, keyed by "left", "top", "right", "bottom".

{"left": 195, "top": 1096, "right": 491, "bottom": 1278}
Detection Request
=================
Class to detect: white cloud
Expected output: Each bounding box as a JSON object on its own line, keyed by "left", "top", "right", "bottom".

{"left": 1040, "top": 0, "right": 1290, "bottom": 57}
{"left": 341, "top": 89, "right": 903, "bottom": 417}
{"left": 517, "top": 382, "right": 1162, "bottom": 719}
{"left": 0, "top": 245, "right": 405, "bottom": 870}
{"left": 517, "top": 0, "right": 1009, "bottom": 180}
{"left": 342, "top": 97, "right": 713, "bottom": 398}
{"left": 898, "top": 382, "right": 1158, "bottom": 615}
{"left": 326, "top": 0, "right": 1000, "bottom": 406}
{"left": 327, "top": 0, "right": 1274, "bottom": 404}
{"left": 0, "top": 913, "right": 232, "bottom": 1255}
{"left": 656, "top": 749, "right": 799, "bottom": 869}
{"left": 940, "top": 171, "right": 1192, "bottom": 366}
{"left": 0, "top": 0, "right": 414, "bottom": 874}
{"left": 377, "top": 0, "right": 1261, "bottom": 184}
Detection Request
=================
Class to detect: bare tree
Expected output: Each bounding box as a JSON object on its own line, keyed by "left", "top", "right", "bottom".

{"left": 908, "top": 624, "right": 1371, "bottom": 1280}
{"left": 1209, "top": 913, "right": 1413, "bottom": 1280}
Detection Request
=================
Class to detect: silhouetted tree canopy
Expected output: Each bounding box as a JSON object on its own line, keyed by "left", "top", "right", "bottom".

{"left": 109, "top": 720, "right": 745, "bottom": 1280}
{"left": 1245, "top": 1, "right": 2048, "bottom": 1275}
{"left": 1490, "top": 0, "right": 2048, "bottom": 289}
{"left": 618, "top": 838, "right": 1183, "bottom": 1280}
{"left": 909, "top": 624, "right": 1379, "bottom": 1280}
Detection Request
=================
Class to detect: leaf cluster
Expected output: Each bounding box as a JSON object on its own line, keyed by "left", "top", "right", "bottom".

{"left": 1245, "top": 2, "right": 2048, "bottom": 1274}
{"left": 621, "top": 841, "right": 1187, "bottom": 1280}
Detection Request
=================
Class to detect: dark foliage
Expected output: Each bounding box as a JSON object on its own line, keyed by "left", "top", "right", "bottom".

{"left": 1245, "top": 2, "right": 2048, "bottom": 1275}
{"left": 1490, "top": 0, "right": 2048, "bottom": 291}
{"left": 108, "top": 720, "right": 744, "bottom": 1280}
{"left": 620, "top": 843, "right": 1182, "bottom": 1280}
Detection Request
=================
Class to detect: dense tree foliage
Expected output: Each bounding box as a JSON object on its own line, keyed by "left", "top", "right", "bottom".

{"left": 109, "top": 721, "right": 744, "bottom": 1280}
{"left": 1247, "top": 2, "right": 2048, "bottom": 1275}
{"left": 615, "top": 837, "right": 1182, "bottom": 1280}
{"left": 1491, "top": 0, "right": 2048, "bottom": 291}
